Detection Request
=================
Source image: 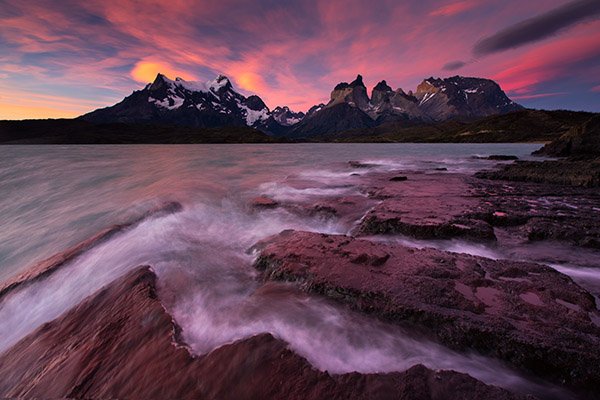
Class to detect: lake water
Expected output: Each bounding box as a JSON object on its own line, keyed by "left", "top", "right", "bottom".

{"left": 0, "top": 143, "right": 580, "bottom": 398}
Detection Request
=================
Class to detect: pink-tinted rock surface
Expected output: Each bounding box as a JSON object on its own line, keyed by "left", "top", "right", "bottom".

{"left": 0, "top": 266, "right": 530, "bottom": 400}
{"left": 254, "top": 230, "right": 600, "bottom": 395}
{"left": 251, "top": 196, "right": 279, "bottom": 208}
{"left": 356, "top": 172, "right": 495, "bottom": 240}
{"left": 469, "top": 178, "right": 600, "bottom": 248}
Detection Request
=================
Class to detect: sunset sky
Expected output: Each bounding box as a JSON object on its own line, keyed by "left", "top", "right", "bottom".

{"left": 1, "top": 0, "right": 599, "bottom": 119}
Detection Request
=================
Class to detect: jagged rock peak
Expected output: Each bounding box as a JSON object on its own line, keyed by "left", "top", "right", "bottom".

{"left": 350, "top": 74, "right": 365, "bottom": 87}
{"left": 147, "top": 72, "right": 234, "bottom": 94}
{"left": 245, "top": 95, "right": 268, "bottom": 111}
{"left": 371, "top": 80, "right": 395, "bottom": 106}
{"left": 272, "top": 106, "right": 305, "bottom": 126}
{"left": 373, "top": 80, "right": 393, "bottom": 93}
{"left": 306, "top": 103, "right": 325, "bottom": 118}
{"left": 149, "top": 73, "right": 170, "bottom": 90}
{"left": 334, "top": 74, "right": 366, "bottom": 90}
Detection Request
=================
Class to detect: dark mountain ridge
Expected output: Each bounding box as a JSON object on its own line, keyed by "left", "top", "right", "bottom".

{"left": 79, "top": 73, "right": 523, "bottom": 138}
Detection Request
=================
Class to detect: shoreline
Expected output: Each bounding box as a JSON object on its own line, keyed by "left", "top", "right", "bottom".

{"left": 0, "top": 156, "right": 599, "bottom": 398}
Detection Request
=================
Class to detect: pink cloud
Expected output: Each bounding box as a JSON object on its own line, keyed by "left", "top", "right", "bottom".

{"left": 491, "top": 21, "right": 600, "bottom": 95}
{"left": 430, "top": 1, "right": 479, "bottom": 17}
{"left": 1, "top": 0, "right": 598, "bottom": 117}
{"left": 510, "top": 92, "right": 567, "bottom": 100}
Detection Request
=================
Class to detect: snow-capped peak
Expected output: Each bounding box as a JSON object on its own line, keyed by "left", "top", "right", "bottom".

{"left": 150, "top": 73, "right": 233, "bottom": 95}
{"left": 208, "top": 75, "right": 231, "bottom": 92}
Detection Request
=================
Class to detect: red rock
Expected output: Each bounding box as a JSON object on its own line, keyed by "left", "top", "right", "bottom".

{"left": 254, "top": 230, "right": 600, "bottom": 395}
{"left": 356, "top": 173, "right": 495, "bottom": 240}
{"left": 251, "top": 196, "right": 279, "bottom": 208}
{"left": 0, "top": 266, "right": 529, "bottom": 400}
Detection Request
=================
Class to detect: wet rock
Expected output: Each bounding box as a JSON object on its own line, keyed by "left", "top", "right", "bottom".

{"left": 358, "top": 205, "right": 495, "bottom": 241}
{"left": 486, "top": 155, "right": 519, "bottom": 161}
{"left": 349, "top": 160, "right": 379, "bottom": 168}
{"left": 522, "top": 217, "right": 600, "bottom": 249}
{"left": 0, "top": 266, "right": 529, "bottom": 400}
{"left": 470, "top": 178, "right": 600, "bottom": 248}
{"left": 254, "top": 230, "right": 600, "bottom": 395}
{"left": 278, "top": 195, "right": 377, "bottom": 228}
{"left": 0, "top": 201, "right": 183, "bottom": 299}
{"left": 475, "top": 160, "right": 600, "bottom": 187}
{"left": 534, "top": 115, "right": 600, "bottom": 158}
{"left": 389, "top": 176, "right": 408, "bottom": 182}
{"left": 251, "top": 196, "right": 279, "bottom": 208}
{"left": 357, "top": 173, "right": 495, "bottom": 241}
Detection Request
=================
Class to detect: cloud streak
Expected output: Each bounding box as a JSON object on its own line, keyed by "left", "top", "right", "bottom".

{"left": 442, "top": 60, "right": 468, "bottom": 71}
{"left": 474, "top": 0, "right": 600, "bottom": 56}
{"left": 0, "top": 0, "right": 599, "bottom": 117}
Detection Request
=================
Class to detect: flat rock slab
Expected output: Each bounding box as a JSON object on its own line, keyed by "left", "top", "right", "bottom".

{"left": 0, "top": 267, "right": 529, "bottom": 400}
{"left": 470, "top": 178, "right": 600, "bottom": 248}
{"left": 475, "top": 160, "right": 600, "bottom": 187}
{"left": 254, "top": 230, "right": 600, "bottom": 395}
{"left": 356, "top": 173, "right": 495, "bottom": 241}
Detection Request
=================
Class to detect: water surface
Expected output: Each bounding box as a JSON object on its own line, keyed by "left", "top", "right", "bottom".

{"left": 0, "top": 143, "right": 583, "bottom": 398}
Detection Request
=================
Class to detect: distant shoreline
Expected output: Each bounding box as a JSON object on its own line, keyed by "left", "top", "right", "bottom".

{"left": 0, "top": 109, "right": 596, "bottom": 144}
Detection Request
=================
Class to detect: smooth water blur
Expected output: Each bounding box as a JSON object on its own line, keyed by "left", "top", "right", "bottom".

{"left": 1, "top": 143, "right": 576, "bottom": 398}
{"left": 0, "top": 143, "right": 539, "bottom": 281}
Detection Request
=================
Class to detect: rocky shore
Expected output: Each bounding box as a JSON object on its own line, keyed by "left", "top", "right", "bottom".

{"left": 245, "top": 151, "right": 600, "bottom": 398}
{"left": 477, "top": 115, "right": 600, "bottom": 187}
{"left": 0, "top": 266, "right": 532, "bottom": 400}
{"left": 1, "top": 143, "right": 599, "bottom": 399}
{"left": 254, "top": 230, "right": 600, "bottom": 393}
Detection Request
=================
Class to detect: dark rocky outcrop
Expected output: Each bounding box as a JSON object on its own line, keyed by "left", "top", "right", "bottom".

{"left": 475, "top": 116, "right": 600, "bottom": 188}
{"left": 251, "top": 196, "right": 279, "bottom": 209}
{"left": 469, "top": 178, "right": 600, "bottom": 249}
{"left": 0, "top": 266, "right": 531, "bottom": 400}
{"left": 254, "top": 230, "right": 600, "bottom": 395}
{"left": 475, "top": 160, "right": 600, "bottom": 187}
{"left": 485, "top": 155, "right": 519, "bottom": 161}
{"left": 534, "top": 115, "right": 600, "bottom": 157}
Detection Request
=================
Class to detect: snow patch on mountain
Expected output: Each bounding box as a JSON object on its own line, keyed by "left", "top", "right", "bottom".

{"left": 149, "top": 96, "right": 184, "bottom": 110}
{"left": 239, "top": 104, "right": 270, "bottom": 125}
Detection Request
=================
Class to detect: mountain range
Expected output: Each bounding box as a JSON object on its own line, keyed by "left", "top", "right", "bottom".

{"left": 81, "top": 73, "right": 523, "bottom": 138}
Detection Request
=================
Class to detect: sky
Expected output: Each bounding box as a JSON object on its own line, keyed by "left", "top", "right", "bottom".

{"left": 0, "top": 0, "right": 599, "bottom": 119}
